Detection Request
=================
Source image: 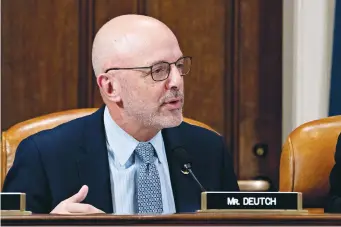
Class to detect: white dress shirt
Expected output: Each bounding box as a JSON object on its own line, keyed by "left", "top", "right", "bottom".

{"left": 103, "top": 107, "right": 176, "bottom": 214}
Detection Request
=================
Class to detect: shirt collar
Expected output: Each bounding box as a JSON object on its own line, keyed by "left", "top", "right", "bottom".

{"left": 103, "top": 106, "right": 164, "bottom": 166}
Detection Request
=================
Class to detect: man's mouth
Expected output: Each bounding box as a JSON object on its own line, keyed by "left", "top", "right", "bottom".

{"left": 162, "top": 98, "right": 183, "bottom": 110}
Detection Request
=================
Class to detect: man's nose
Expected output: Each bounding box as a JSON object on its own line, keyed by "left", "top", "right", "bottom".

{"left": 166, "top": 65, "right": 183, "bottom": 90}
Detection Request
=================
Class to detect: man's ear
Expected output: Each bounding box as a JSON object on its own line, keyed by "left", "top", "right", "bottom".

{"left": 96, "top": 74, "right": 121, "bottom": 102}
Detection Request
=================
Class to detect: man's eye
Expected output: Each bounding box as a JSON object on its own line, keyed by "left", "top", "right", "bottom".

{"left": 153, "top": 68, "right": 163, "bottom": 73}
{"left": 152, "top": 65, "right": 167, "bottom": 74}
{"left": 177, "top": 63, "right": 184, "bottom": 68}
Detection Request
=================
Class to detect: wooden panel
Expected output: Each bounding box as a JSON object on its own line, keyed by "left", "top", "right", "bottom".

{"left": 236, "top": 0, "right": 282, "bottom": 188}
{"left": 1, "top": 0, "right": 79, "bottom": 130}
{"left": 92, "top": 0, "right": 140, "bottom": 107}
{"left": 145, "top": 0, "right": 229, "bottom": 134}
{"left": 78, "top": 0, "right": 94, "bottom": 108}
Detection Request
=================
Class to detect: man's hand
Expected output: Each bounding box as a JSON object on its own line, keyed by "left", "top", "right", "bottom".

{"left": 50, "top": 185, "right": 105, "bottom": 214}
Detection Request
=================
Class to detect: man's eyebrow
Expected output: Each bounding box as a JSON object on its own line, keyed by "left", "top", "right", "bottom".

{"left": 147, "top": 55, "right": 184, "bottom": 66}
{"left": 147, "top": 59, "right": 165, "bottom": 66}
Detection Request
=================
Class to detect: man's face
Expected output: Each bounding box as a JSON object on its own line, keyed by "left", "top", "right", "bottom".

{"left": 118, "top": 35, "right": 186, "bottom": 130}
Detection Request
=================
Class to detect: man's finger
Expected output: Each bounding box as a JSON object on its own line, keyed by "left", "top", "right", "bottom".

{"left": 66, "top": 185, "right": 88, "bottom": 203}
{"left": 66, "top": 203, "right": 105, "bottom": 214}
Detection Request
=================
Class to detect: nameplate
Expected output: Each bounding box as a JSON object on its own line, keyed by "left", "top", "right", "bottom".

{"left": 0, "top": 193, "right": 26, "bottom": 211}
{"left": 201, "top": 192, "right": 302, "bottom": 211}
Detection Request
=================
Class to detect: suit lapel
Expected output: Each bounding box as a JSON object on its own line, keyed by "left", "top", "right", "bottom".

{"left": 77, "top": 106, "right": 113, "bottom": 213}
{"left": 162, "top": 124, "right": 202, "bottom": 212}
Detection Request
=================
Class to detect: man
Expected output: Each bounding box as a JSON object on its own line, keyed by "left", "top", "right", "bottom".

{"left": 3, "top": 14, "right": 239, "bottom": 214}
{"left": 326, "top": 132, "right": 341, "bottom": 212}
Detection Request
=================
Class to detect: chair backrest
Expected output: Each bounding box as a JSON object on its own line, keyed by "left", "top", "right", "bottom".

{"left": 280, "top": 115, "right": 341, "bottom": 208}
{"left": 1, "top": 108, "right": 217, "bottom": 188}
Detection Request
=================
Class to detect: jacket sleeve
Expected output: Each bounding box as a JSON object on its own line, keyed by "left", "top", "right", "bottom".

{"left": 2, "top": 137, "right": 52, "bottom": 213}
{"left": 325, "top": 133, "right": 341, "bottom": 213}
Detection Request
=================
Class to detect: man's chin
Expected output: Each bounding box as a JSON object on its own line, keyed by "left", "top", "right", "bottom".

{"left": 158, "top": 112, "right": 183, "bottom": 129}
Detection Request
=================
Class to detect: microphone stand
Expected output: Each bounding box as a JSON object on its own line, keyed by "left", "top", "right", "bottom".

{"left": 184, "top": 163, "right": 206, "bottom": 192}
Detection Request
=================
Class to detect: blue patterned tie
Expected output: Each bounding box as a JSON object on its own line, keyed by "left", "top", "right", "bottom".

{"left": 135, "top": 142, "right": 163, "bottom": 214}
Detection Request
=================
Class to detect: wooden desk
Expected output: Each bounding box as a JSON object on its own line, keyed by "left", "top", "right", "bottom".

{"left": 2, "top": 212, "right": 341, "bottom": 226}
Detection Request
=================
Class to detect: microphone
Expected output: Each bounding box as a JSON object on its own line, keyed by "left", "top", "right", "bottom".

{"left": 173, "top": 147, "right": 206, "bottom": 192}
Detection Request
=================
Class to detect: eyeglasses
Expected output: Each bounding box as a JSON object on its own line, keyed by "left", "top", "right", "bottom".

{"left": 104, "top": 56, "right": 192, "bottom": 81}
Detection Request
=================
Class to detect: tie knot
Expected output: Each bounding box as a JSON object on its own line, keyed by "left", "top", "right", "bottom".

{"left": 135, "top": 142, "right": 156, "bottom": 164}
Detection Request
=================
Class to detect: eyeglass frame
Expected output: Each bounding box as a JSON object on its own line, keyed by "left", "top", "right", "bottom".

{"left": 104, "top": 56, "right": 192, "bottom": 81}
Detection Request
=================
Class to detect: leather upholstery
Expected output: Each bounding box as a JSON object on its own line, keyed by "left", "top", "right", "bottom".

{"left": 280, "top": 115, "right": 341, "bottom": 209}
{"left": 1, "top": 108, "right": 217, "bottom": 188}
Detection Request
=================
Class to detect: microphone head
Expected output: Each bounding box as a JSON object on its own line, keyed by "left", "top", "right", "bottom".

{"left": 173, "top": 147, "right": 206, "bottom": 191}
{"left": 173, "top": 147, "right": 193, "bottom": 170}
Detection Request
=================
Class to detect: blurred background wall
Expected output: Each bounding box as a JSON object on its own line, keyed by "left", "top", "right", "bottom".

{"left": 2, "top": 0, "right": 339, "bottom": 190}
{"left": 282, "top": 0, "right": 336, "bottom": 142}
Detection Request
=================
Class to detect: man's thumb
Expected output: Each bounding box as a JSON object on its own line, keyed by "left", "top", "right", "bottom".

{"left": 67, "top": 185, "right": 89, "bottom": 203}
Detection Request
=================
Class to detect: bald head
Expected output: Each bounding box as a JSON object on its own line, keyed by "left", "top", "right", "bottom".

{"left": 92, "top": 14, "right": 181, "bottom": 76}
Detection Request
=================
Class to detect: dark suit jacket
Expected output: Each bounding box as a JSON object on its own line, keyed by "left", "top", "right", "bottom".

{"left": 2, "top": 107, "right": 239, "bottom": 213}
{"left": 326, "top": 132, "right": 341, "bottom": 213}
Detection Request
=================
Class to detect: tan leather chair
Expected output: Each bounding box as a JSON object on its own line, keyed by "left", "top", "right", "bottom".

{"left": 1, "top": 108, "right": 269, "bottom": 191}
{"left": 280, "top": 115, "right": 341, "bottom": 213}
